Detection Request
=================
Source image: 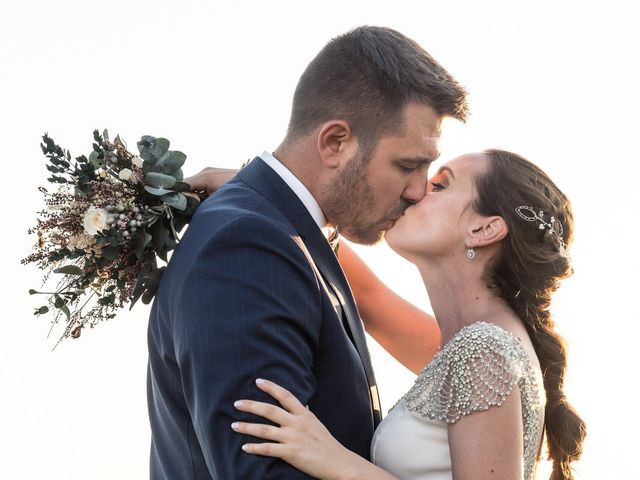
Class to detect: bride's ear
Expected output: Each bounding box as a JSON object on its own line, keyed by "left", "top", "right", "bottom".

{"left": 465, "top": 216, "right": 508, "bottom": 249}
{"left": 317, "top": 120, "right": 356, "bottom": 168}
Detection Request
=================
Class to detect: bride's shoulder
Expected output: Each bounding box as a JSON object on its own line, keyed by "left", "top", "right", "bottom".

{"left": 446, "top": 321, "right": 530, "bottom": 358}
{"left": 403, "top": 321, "right": 542, "bottom": 423}
{"left": 432, "top": 321, "right": 532, "bottom": 372}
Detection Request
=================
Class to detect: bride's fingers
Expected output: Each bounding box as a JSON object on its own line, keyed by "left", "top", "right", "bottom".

{"left": 231, "top": 421, "right": 285, "bottom": 442}
{"left": 254, "top": 378, "right": 307, "bottom": 414}
{"left": 234, "top": 399, "right": 290, "bottom": 425}
{"left": 241, "top": 441, "right": 286, "bottom": 458}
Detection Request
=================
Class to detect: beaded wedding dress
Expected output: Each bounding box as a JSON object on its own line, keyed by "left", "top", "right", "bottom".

{"left": 371, "top": 322, "right": 545, "bottom": 480}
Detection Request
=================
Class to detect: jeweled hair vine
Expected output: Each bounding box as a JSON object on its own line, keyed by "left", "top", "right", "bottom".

{"left": 515, "top": 206, "right": 568, "bottom": 257}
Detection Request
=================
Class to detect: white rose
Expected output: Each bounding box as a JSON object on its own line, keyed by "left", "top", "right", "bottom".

{"left": 82, "top": 207, "right": 109, "bottom": 236}
{"left": 131, "top": 156, "right": 143, "bottom": 168}
{"left": 118, "top": 168, "right": 135, "bottom": 182}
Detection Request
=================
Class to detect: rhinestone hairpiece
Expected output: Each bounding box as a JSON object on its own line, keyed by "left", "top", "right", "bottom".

{"left": 515, "top": 206, "right": 567, "bottom": 256}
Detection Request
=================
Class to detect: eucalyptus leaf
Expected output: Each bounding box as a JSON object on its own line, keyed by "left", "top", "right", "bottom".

{"left": 185, "top": 195, "right": 202, "bottom": 214}
{"left": 150, "top": 138, "right": 170, "bottom": 159}
{"left": 173, "top": 181, "right": 191, "bottom": 193}
{"left": 54, "top": 265, "right": 84, "bottom": 276}
{"left": 156, "top": 150, "right": 186, "bottom": 174}
{"left": 88, "top": 150, "right": 101, "bottom": 168}
{"left": 145, "top": 267, "right": 164, "bottom": 283}
{"left": 60, "top": 305, "right": 71, "bottom": 320}
{"left": 145, "top": 171, "right": 176, "bottom": 189}
{"left": 98, "top": 293, "right": 116, "bottom": 306}
{"left": 137, "top": 135, "right": 157, "bottom": 162}
{"left": 141, "top": 288, "right": 156, "bottom": 305}
{"left": 160, "top": 192, "right": 187, "bottom": 210}
{"left": 151, "top": 221, "right": 170, "bottom": 253}
{"left": 133, "top": 264, "right": 163, "bottom": 308}
{"left": 145, "top": 185, "right": 175, "bottom": 196}
{"left": 134, "top": 231, "right": 153, "bottom": 260}
{"left": 169, "top": 168, "right": 184, "bottom": 182}
{"left": 141, "top": 266, "right": 166, "bottom": 304}
{"left": 101, "top": 246, "right": 120, "bottom": 261}
{"left": 130, "top": 277, "right": 146, "bottom": 309}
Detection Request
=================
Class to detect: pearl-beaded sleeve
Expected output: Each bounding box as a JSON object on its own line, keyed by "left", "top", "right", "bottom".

{"left": 400, "top": 322, "right": 544, "bottom": 480}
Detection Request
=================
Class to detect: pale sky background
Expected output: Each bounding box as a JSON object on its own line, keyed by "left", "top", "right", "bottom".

{"left": 1, "top": 1, "right": 639, "bottom": 479}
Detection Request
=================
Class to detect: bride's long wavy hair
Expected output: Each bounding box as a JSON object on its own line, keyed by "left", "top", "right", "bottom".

{"left": 473, "top": 150, "right": 586, "bottom": 480}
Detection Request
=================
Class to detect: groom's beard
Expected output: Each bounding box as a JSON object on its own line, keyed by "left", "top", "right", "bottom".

{"left": 322, "top": 150, "right": 408, "bottom": 245}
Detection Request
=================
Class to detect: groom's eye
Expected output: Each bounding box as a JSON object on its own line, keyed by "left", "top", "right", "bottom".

{"left": 400, "top": 166, "right": 416, "bottom": 173}
{"left": 398, "top": 162, "right": 421, "bottom": 173}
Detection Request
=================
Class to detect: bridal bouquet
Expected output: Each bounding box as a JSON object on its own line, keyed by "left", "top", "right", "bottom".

{"left": 22, "top": 130, "right": 201, "bottom": 346}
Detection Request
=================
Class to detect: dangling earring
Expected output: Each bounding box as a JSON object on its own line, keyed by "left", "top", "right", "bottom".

{"left": 466, "top": 247, "right": 476, "bottom": 259}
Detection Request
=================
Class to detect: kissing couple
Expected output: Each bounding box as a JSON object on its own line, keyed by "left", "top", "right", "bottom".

{"left": 147, "top": 26, "right": 585, "bottom": 480}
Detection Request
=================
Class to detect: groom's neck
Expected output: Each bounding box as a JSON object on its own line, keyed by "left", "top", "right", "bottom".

{"left": 273, "top": 139, "right": 323, "bottom": 203}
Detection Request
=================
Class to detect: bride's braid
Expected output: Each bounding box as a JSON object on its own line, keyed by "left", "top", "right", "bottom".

{"left": 473, "top": 149, "right": 586, "bottom": 480}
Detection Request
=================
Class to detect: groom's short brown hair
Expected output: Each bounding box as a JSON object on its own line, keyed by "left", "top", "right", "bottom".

{"left": 287, "top": 26, "right": 468, "bottom": 152}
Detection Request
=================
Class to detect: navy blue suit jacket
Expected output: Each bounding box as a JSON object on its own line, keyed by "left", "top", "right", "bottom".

{"left": 147, "top": 157, "right": 382, "bottom": 479}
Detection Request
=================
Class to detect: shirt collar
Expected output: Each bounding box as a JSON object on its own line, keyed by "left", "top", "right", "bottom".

{"left": 259, "top": 151, "right": 327, "bottom": 229}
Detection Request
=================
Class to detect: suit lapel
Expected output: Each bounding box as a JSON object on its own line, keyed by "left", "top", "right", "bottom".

{"left": 237, "top": 158, "right": 382, "bottom": 425}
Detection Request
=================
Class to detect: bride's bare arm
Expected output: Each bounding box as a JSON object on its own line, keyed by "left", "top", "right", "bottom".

{"left": 337, "top": 241, "right": 440, "bottom": 373}
{"left": 448, "top": 387, "right": 524, "bottom": 479}
{"left": 233, "top": 379, "right": 399, "bottom": 480}
{"left": 184, "top": 167, "right": 238, "bottom": 194}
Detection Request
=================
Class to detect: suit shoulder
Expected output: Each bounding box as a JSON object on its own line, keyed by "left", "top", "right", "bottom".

{"left": 194, "top": 184, "right": 293, "bottom": 232}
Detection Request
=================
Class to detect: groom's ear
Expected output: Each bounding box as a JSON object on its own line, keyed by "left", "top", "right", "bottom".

{"left": 317, "top": 120, "right": 357, "bottom": 168}
{"left": 466, "top": 215, "right": 508, "bottom": 248}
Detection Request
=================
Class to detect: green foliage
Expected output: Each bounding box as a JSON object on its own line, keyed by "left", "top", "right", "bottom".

{"left": 144, "top": 185, "right": 175, "bottom": 196}
{"left": 138, "top": 135, "right": 190, "bottom": 211}
{"left": 145, "top": 172, "right": 177, "bottom": 189}
{"left": 28, "top": 129, "right": 204, "bottom": 345}
{"left": 134, "top": 230, "right": 153, "bottom": 261}
{"left": 160, "top": 192, "right": 187, "bottom": 211}
{"left": 53, "top": 265, "right": 84, "bottom": 275}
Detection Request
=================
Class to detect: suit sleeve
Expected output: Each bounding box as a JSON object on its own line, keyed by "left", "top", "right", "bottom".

{"left": 175, "top": 215, "right": 322, "bottom": 479}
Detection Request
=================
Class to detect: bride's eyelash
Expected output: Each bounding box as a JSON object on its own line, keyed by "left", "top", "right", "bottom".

{"left": 430, "top": 182, "right": 446, "bottom": 191}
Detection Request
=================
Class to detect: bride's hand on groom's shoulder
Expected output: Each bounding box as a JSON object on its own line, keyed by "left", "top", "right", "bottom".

{"left": 184, "top": 167, "right": 238, "bottom": 195}
{"left": 232, "top": 379, "right": 363, "bottom": 480}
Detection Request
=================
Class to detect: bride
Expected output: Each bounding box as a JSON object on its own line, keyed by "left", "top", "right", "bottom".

{"left": 188, "top": 149, "right": 585, "bottom": 479}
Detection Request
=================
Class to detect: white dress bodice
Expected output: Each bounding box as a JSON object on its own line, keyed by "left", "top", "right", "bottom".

{"left": 371, "top": 322, "right": 545, "bottom": 480}
{"left": 371, "top": 399, "right": 452, "bottom": 479}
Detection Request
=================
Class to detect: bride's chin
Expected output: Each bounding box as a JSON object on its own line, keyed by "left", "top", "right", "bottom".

{"left": 384, "top": 226, "right": 398, "bottom": 248}
{"left": 385, "top": 219, "right": 408, "bottom": 249}
{"left": 384, "top": 229, "right": 404, "bottom": 255}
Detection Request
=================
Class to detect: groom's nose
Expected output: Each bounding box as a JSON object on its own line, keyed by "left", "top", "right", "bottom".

{"left": 401, "top": 175, "right": 428, "bottom": 204}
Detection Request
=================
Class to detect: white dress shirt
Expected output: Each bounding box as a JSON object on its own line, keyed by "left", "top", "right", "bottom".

{"left": 259, "top": 151, "right": 327, "bottom": 230}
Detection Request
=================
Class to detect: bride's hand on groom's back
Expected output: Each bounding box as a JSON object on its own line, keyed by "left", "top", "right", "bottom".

{"left": 184, "top": 167, "right": 238, "bottom": 195}
{"left": 232, "top": 379, "right": 394, "bottom": 480}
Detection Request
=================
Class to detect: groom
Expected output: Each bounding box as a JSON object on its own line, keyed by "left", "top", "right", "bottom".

{"left": 147, "top": 26, "right": 468, "bottom": 479}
